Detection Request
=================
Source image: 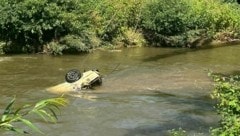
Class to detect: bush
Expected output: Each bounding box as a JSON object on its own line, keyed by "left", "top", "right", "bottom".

{"left": 88, "top": 0, "right": 125, "bottom": 42}
{"left": 139, "top": 0, "right": 240, "bottom": 47}
{"left": 60, "top": 35, "right": 92, "bottom": 54}
{"left": 0, "top": 0, "right": 93, "bottom": 53}
{"left": 221, "top": 0, "right": 238, "bottom": 3}
{"left": 186, "top": 0, "right": 240, "bottom": 31}
{"left": 121, "top": 28, "right": 146, "bottom": 47}
{"left": 141, "top": 0, "right": 188, "bottom": 36}
{"left": 1, "top": 0, "right": 240, "bottom": 53}
{"left": 46, "top": 35, "right": 91, "bottom": 55}
{"left": 0, "top": 41, "right": 4, "bottom": 54}
{"left": 0, "top": 0, "right": 144, "bottom": 53}
{"left": 86, "top": 0, "right": 146, "bottom": 48}
{"left": 210, "top": 73, "right": 240, "bottom": 136}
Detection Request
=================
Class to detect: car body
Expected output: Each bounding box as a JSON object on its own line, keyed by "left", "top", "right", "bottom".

{"left": 47, "top": 69, "right": 102, "bottom": 94}
{"left": 65, "top": 69, "right": 102, "bottom": 91}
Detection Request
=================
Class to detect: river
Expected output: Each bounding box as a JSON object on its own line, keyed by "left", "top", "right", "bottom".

{"left": 1, "top": 45, "right": 240, "bottom": 136}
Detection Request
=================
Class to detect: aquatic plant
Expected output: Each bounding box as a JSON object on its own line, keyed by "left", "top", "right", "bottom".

{"left": 0, "top": 96, "right": 68, "bottom": 134}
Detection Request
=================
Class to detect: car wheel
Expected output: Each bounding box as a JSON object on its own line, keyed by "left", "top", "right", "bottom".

{"left": 97, "top": 78, "right": 102, "bottom": 85}
{"left": 95, "top": 77, "right": 102, "bottom": 85}
{"left": 65, "top": 69, "right": 81, "bottom": 83}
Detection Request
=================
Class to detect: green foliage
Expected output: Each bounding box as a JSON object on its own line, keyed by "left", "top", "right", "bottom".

{"left": 90, "top": 0, "right": 142, "bottom": 42}
{"left": 1, "top": 0, "right": 240, "bottom": 53}
{"left": 141, "top": 0, "right": 188, "bottom": 36}
{"left": 168, "top": 128, "right": 187, "bottom": 136}
{"left": 0, "top": 96, "right": 68, "bottom": 134}
{"left": 47, "top": 34, "right": 91, "bottom": 55}
{"left": 140, "top": 0, "right": 240, "bottom": 47}
{"left": 0, "top": 0, "right": 93, "bottom": 53}
{"left": 209, "top": 72, "right": 240, "bottom": 136}
{"left": 120, "top": 28, "right": 146, "bottom": 47}
{"left": 60, "top": 35, "right": 91, "bottom": 53}
{"left": 47, "top": 41, "right": 65, "bottom": 55}
{"left": 185, "top": 0, "right": 240, "bottom": 32}
{"left": 221, "top": 0, "right": 238, "bottom": 3}
{"left": 0, "top": 42, "right": 5, "bottom": 54}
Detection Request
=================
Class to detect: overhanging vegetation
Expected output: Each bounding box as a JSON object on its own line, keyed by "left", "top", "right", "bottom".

{"left": 0, "top": 0, "right": 240, "bottom": 54}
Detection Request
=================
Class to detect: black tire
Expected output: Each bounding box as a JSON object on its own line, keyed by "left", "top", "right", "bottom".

{"left": 65, "top": 69, "right": 81, "bottom": 83}
{"left": 92, "top": 77, "right": 102, "bottom": 86}
{"left": 97, "top": 77, "right": 102, "bottom": 85}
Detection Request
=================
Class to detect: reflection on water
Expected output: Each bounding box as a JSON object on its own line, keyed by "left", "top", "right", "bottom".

{"left": 0, "top": 45, "right": 240, "bottom": 135}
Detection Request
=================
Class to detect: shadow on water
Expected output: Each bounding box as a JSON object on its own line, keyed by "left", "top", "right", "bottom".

{"left": 143, "top": 45, "right": 235, "bottom": 62}
{"left": 219, "top": 70, "right": 240, "bottom": 76}
{"left": 124, "top": 117, "right": 214, "bottom": 136}
{"left": 211, "top": 70, "right": 240, "bottom": 80}
{"left": 229, "top": 70, "right": 240, "bottom": 75}
{"left": 143, "top": 49, "right": 191, "bottom": 62}
{"left": 122, "top": 92, "right": 218, "bottom": 136}
{"left": 91, "top": 91, "right": 218, "bottom": 136}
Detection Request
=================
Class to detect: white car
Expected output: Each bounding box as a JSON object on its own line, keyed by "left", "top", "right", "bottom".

{"left": 65, "top": 69, "right": 102, "bottom": 90}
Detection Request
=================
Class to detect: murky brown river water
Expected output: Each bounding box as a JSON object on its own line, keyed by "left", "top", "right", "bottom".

{"left": 1, "top": 46, "right": 240, "bottom": 136}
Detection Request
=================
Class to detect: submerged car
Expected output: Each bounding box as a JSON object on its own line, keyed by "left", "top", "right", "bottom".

{"left": 65, "top": 69, "right": 102, "bottom": 90}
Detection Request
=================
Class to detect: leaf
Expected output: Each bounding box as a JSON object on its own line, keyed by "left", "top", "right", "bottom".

{"left": 0, "top": 122, "right": 25, "bottom": 134}
{"left": 1, "top": 97, "right": 15, "bottom": 122}
{"left": 13, "top": 107, "right": 22, "bottom": 116}
{"left": 18, "top": 118, "right": 43, "bottom": 134}
{"left": 8, "top": 126, "right": 27, "bottom": 134}
{"left": 1, "top": 96, "right": 68, "bottom": 134}
{"left": 34, "top": 100, "right": 47, "bottom": 110}
{"left": 45, "top": 97, "right": 69, "bottom": 106}
{"left": 31, "top": 110, "right": 48, "bottom": 122}
{"left": 47, "top": 108, "right": 58, "bottom": 121}
{"left": 33, "top": 97, "right": 68, "bottom": 111}
{"left": 48, "top": 103, "right": 61, "bottom": 113}
{"left": 33, "top": 109, "right": 57, "bottom": 123}
{"left": 0, "top": 122, "right": 14, "bottom": 128}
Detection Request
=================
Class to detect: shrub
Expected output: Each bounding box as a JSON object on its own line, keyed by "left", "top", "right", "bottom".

{"left": 1, "top": 0, "right": 240, "bottom": 52}
{"left": 121, "top": 28, "right": 146, "bottom": 47}
{"left": 60, "top": 34, "right": 92, "bottom": 54}
{"left": 0, "top": 42, "right": 4, "bottom": 54}
{"left": 90, "top": 0, "right": 127, "bottom": 42}
{"left": 89, "top": 0, "right": 144, "bottom": 44}
{"left": 139, "top": 0, "right": 240, "bottom": 47}
{"left": 210, "top": 73, "right": 240, "bottom": 136}
{"left": 141, "top": 0, "right": 188, "bottom": 36}
{"left": 221, "top": 0, "right": 238, "bottom": 3}
{"left": 46, "top": 35, "right": 91, "bottom": 55}
{"left": 185, "top": 0, "right": 240, "bottom": 31}
{"left": 46, "top": 41, "right": 65, "bottom": 55}
{"left": 0, "top": 0, "right": 93, "bottom": 53}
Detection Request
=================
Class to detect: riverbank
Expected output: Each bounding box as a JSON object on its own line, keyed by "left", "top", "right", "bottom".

{"left": 1, "top": 0, "right": 240, "bottom": 55}
{"left": 1, "top": 37, "right": 240, "bottom": 55}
